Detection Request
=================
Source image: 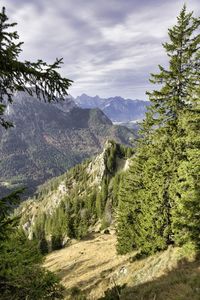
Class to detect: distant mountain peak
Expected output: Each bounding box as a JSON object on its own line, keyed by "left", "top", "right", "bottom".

{"left": 75, "top": 94, "right": 150, "bottom": 123}
{"left": 0, "top": 91, "right": 135, "bottom": 198}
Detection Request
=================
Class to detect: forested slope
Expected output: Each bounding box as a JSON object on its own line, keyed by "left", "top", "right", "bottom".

{"left": 0, "top": 92, "right": 135, "bottom": 198}
{"left": 18, "top": 141, "right": 133, "bottom": 252}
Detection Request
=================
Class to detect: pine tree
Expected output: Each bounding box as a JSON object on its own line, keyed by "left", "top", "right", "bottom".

{"left": 77, "top": 209, "right": 90, "bottom": 239}
{"left": 0, "top": 189, "right": 23, "bottom": 240}
{"left": 134, "top": 145, "right": 173, "bottom": 254}
{"left": 143, "top": 6, "right": 199, "bottom": 252}
{"left": 96, "top": 192, "right": 103, "bottom": 218}
{"left": 0, "top": 7, "right": 71, "bottom": 297}
{"left": 0, "top": 7, "right": 72, "bottom": 128}
{"left": 116, "top": 170, "right": 138, "bottom": 254}
{"left": 50, "top": 204, "right": 67, "bottom": 249}
{"left": 116, "top": 6, "right": 200, "bottom": 255}
{"left": 0, "top": 216, "right": 64, "bottom": 299}
{"left": 170, "top": 72, "right": 200, "bottom": 246}
{"left": 145, "top": 5, "right": 199, "bottom": 129}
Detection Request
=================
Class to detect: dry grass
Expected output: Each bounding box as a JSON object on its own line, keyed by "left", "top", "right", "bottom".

{"left": 44, "top": 233, "right": 131, "bottom": 299}
{"left": 44, "top": 234, "right": 200, "bottom": 300}
{"left": 119, "top": 258, "right": 200, "bottom": 300}
{"left": 100, "top": 245, "right": 200, "bottom": 300}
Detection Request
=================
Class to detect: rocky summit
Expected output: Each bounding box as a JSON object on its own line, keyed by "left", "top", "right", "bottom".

{"left": 75, "top": 93, "right": 150, "bottom": 123}
{"left": 0, "top": 92, "right": 135, "bottom": 197}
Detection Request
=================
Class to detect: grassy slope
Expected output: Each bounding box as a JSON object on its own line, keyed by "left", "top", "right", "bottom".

{"left": 43, "top": 233, "right": 200, "bottom": 300}
{"left": 44, "top": 233, "right": 130, "bottom": 299}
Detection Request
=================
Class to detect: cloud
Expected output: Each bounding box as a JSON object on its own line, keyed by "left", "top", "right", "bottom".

{"left": 2, "top": 0, "right": 200, "bottom": 99}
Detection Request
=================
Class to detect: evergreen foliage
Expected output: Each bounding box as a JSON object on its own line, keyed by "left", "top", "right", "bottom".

{"left": 0, "top": 231, "right": 64, "bottom": 299}
{"left": 0, "top": 7, "right": 72, "bottom": 128}
{"left": 170, "top": 85, "right": 200, "bottom": 246}
{"left": 116, "top": 6, "right": 200, "bottom": 255}
{"left": 0, "top": 188, "right": 23, "bottom": 240}
{"left": 0, "top": 190, "right": 64, "bottom": 299}
{"left": 20, "top": 142, "right": 132, "bottom": 249}
{"left": 0, "top": 6, "right": 72, "bottom": 298}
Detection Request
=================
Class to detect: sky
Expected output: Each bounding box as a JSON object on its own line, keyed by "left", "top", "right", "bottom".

{"left": 2, "top": 0, "right": 200, "bottom": 100}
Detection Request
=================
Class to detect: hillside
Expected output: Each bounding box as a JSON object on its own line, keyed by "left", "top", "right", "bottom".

{"left": 18, "top": 143, "right": 200, "bottom": 300}
{"left": 0, "top": 92, "right": 135, "bottom": 197}
{"left": 1, "top": 4, "right": 199, "bottom": 300}
{"left": 44, "top": 233, "right": 200, "bottom": 300}
{"left": 18, "top": 141, "right": 133, "bottom": 245}
{"left": 15, "top": 136, "right": 200, "bottom": 300}
{"left": 75, "top": 94, "right": 150, "bottom": 123}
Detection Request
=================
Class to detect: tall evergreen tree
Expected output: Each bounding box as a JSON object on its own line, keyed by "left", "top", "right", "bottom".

{"left": 116, "top": 6, "right": 200, "bottom": 255}
{"left": 116, "top": 171, "right": 138, "bottom": 254}
{"left": 145, "top": 5, "right": 199, "bottom": 129}
{"left": 0, "top": 231, "right": 64, "bottom": 299}
{"left": 170, "top": 67, "right": 200, "bottom": 246}
{"left": 0, "top": 7, "right": 72, "bottom": 298}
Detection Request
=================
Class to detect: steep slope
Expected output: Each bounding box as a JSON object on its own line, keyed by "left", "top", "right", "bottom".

{"left": 44, "top": 233, "right": 131, "bottom": 299}
{"left": 44, "top": 235, "right": 200, "bottom": 300}
{"left": 19, "top": 141, "right": 133, "bottom": 245}
{"left": 75, "top": 94, "right": 150, "bottom": 123}
{"left": 17, "top": 141, "right": 200, "bottom": 300}
{"left": 0, "top": 92, "right": 135, "bottom": 197}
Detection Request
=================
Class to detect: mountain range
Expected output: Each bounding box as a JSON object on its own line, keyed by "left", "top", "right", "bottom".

{"left": 75, "top": 93, "right": 150, "bottom": 123}
{"left": 0, "top": 92, "right": 135, "bottom": 197}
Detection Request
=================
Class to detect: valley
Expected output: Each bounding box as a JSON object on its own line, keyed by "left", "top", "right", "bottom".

{"left": 1, "top": 4, "right": 199, "bottom": 300}
{"left": 0, "top": 92, "right": 136, "bottom": 198}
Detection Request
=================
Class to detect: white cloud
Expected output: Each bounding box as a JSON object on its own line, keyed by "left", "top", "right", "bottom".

{"left": 1, "top": 0, "right": 200, "bottom": 99}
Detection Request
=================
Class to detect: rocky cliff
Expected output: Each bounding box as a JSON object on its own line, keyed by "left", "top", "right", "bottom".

{"left": 0, "top": 92, "right": 135, "bottom": 197}
{"left": 18, "top": 141, "right": 133, "bottom": 247}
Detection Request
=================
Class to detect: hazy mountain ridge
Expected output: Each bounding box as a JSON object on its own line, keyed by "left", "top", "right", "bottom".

{"left": 0, "top": 92, "right": 135, "bottom": 197}
{"left": 75, "top": 93, "right": 150, "bottom": 123}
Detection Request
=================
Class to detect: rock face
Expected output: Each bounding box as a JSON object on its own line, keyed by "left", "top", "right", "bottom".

{"left": 18, "top": 141, "right": 132, "bottom": 244}
{"left": 75, "top": 93, "right": 150, "bottom": 123}
{"left": 86, "top": 140, "right": 111, "bottom": 186}
{"left": 0, "top": 92, "right": 135, "bottom": 197}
